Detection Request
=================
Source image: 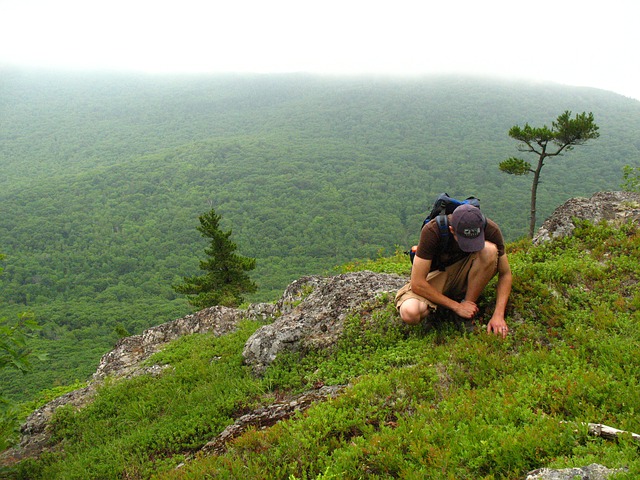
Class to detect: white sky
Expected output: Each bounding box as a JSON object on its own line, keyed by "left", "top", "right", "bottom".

{"left": 1, "top": 0, "right": 639, "bottom": 102}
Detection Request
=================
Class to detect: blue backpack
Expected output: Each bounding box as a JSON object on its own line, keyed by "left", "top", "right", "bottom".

{"left": 408, "top": 193, "right": 481, "bottom": 264}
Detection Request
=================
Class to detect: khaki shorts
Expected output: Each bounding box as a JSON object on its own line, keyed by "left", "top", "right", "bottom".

{"left": 395, "top": 253, "right": 477, "bottom": 311}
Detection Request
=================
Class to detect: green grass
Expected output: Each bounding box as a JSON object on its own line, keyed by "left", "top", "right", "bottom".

{"left": 5, "top": 220, "right": 640, "bottom": 479}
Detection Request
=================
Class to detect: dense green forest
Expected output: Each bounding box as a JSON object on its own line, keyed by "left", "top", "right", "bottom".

{"left": 1, "top": 70, "right": 639, "bottom": 401}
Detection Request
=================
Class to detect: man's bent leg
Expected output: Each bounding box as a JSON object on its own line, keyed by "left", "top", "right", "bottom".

{"left": 398, "top": 298, "right": 430, "bottom": 325}
{"left": 464, "top": 241, "right": 499, "bottom": 304}
{"left": 395, "top": 271, "right": 447, "bottom": 325}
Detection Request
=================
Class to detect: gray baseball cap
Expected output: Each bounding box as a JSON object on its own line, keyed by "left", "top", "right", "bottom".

{"left": 451, "top": 204, "right": 485, "bottom": 252}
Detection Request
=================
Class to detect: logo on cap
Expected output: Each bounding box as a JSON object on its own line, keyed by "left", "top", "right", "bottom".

{"left": 462, "top": 227, "right": 481, "bottom": 238}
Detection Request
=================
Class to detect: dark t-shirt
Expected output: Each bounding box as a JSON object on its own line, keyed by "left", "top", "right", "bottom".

{"left": 416, "top": 217, "right": 505, "bottom": 272}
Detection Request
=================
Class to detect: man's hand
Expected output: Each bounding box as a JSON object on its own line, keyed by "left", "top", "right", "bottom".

{"left": 454, "top": 299, "right": 479, "bottom": 319}
{"left": 487, "top": 315, "right": 509, "bottom": 339}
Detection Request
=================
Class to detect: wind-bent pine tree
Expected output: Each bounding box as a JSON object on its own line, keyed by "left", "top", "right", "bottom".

{"left": 499, "top": 111, "right": 600, "bottom": 238}
{"left": 174, "top": 209, "right": 257, "bottom": 309}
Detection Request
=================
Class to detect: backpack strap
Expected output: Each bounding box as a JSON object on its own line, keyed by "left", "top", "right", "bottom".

{"left": 434, "top": 214, "right": 451, "bottom": 271}
{"left": 435, "top": 214, "right": 450, "bottom": 247}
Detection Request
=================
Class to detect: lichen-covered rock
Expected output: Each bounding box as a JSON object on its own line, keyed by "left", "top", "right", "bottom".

{"left": 93, "top": 304, "right": 259, "bottom": 382}
{"left": 242, "top": 271, "right": 407, "bottom": 374}
{"left": 533, "top": 191, "right": 640, "bottom": 244}
{"left": 199, "top": 384, "right": 347, "bottom": 456}
{"left": 526, "top": 463, "right": 627, "bottom": 479}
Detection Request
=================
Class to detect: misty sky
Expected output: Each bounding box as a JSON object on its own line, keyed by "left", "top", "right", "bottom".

{"left": 1, "top": 0, "right": 639, "bottom": 102}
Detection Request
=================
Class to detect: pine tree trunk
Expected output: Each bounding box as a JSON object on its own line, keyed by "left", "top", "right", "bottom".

{"left": 529, "top": 157, "right": 545, "bottom": 238}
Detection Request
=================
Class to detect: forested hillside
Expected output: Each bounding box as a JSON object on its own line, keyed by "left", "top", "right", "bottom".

{"left": 1, "top": 70, "right": 639, "bottom": 401}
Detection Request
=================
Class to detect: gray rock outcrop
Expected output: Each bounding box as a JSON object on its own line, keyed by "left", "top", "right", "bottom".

{"left": 242, "top": 271, "right": 407, "bottom": 374}
{"left": 93, "top": 303, "right": 274, "bottom": 382}
{"left": 533, "top": 191, "right": 640, "bottom": 244}
{"left": 526, "top": 463, "right": 627, "bottom": 479}
{"left": 199, "top": 384, "right": 347, "bottom": 456}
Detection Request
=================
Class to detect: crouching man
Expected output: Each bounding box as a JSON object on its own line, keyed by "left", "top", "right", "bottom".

{"left": 395, "top": 204, "right": 512, "bottom": 338}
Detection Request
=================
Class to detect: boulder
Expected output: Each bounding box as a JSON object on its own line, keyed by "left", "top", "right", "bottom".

{"left": 533, "top": 191, "right": 640, "bottom": 244}
{"left": 242, "top": 271, "right": 406, "bottom": 374}
{"left": 526, "top": 463, "right": 627, "bottom": 480}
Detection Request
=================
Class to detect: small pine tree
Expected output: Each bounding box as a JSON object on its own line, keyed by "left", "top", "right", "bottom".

{"left": 499, "top": 110, "right": 600, "bottom": 238}
{"left": 174, "top": 209, "right": 257, "bottom": 309}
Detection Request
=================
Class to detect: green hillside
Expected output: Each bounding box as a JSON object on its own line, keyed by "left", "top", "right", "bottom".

{"left": 1, "top": 71, "right": 639, "bottom": 402}
{"left": 3, "top": 220, "right": 640, "bottom": 479}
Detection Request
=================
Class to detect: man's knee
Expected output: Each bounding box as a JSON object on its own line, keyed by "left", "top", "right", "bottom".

{"left": 398, "top": 299, "right": 428, "bottom": 325}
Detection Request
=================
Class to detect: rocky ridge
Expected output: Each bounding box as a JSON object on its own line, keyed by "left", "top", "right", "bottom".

{"left": 3, "top": 271, "right": 405, "bottom": 464}
{"left": 533, "top": 191, "right": 640, "bottom": 244}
